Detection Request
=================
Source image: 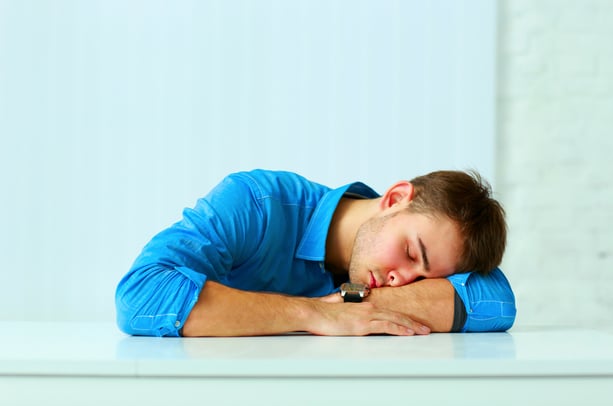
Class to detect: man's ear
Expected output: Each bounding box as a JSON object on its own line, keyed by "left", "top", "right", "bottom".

{"left": 379, "top": 181, "right": 415, "bottom": 210}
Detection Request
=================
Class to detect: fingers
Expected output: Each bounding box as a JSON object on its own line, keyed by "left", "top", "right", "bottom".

{"left": 344, "top": 303, "right": 431, "bottom": 336}
{"left": 368, "top": 308, "right": 431, "bottom": 336}
{"left": 370, "top": 320, "right": 416, "bottom": 336}
{"left": 371, "top": 320, "right": 431, "bottom": 336}
{"left": 307, "top": 300, "right": 431, "bottom": 336}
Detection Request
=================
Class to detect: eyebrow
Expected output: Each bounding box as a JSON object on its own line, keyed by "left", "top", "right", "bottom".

{"left": 417, "top": 237, "right": 430, "bottom": 272}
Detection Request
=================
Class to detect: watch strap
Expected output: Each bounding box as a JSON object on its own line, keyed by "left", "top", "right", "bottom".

{"left": 343, "top": 291, "right": 364, "bottom": 303}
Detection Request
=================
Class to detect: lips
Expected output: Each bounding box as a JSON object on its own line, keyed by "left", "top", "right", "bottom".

{"left": 369, "top": 271, "right": 377, "bottom": 289}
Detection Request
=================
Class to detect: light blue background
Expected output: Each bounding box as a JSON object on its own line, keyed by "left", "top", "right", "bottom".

{"left": 0, "top": 0, "right": 495, "bottom": 321}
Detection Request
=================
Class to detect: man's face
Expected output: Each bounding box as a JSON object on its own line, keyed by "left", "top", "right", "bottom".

{"left": 348, "top": 208, "right": 462, "bottom": 288}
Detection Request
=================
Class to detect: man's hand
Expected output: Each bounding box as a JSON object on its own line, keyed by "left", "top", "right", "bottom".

{"left": 306, "top": 298, "right": 431, "bottom": 336}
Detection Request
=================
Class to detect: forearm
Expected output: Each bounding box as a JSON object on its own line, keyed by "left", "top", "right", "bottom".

{"left": 182, "top": 281, "right": 314, "bottom": 336}
{"left": 365, "top": 278, "right": 455, "bottom": 333}
{"left": 182, "top": 281, "right": 430, "bottom": 337}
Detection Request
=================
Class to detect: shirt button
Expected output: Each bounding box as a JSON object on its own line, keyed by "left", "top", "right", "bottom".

{"left": 175, "top": 320, "right": 181, "bottom": 328}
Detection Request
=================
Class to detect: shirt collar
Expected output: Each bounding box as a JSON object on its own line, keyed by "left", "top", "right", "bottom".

{"left": 295, "top": 182, "right": 379, "bottom": 261}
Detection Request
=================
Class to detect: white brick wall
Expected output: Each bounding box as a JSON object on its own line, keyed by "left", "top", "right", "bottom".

{"left": 498, "top": 0, "right": 613, "bottom": 327}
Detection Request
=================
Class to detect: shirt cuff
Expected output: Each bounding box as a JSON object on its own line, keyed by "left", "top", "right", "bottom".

{"left": 446, "top": 268, "right": 517, "bottom": 332}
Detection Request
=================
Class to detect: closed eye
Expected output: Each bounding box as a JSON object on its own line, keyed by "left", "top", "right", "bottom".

{"left": 406, "top": 245, "right": 416, "bottom": 261}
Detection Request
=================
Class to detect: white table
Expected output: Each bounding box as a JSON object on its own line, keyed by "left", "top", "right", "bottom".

{"left": 1, "top": 322, "right": 612, "bottom": 405}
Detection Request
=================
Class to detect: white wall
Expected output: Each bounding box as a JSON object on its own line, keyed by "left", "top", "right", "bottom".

{"left": 497, "top": 0, "right": 613, "bottom": 327}
{"left": 0, "top": 0, "right": 495, "bottom": 322}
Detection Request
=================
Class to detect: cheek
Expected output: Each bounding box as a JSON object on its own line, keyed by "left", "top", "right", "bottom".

{"left": 374, "top": 238, "right": 403, "bottom": 265}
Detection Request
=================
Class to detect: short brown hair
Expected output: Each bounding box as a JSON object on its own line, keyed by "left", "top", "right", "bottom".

{"left": 407, "top": 170, "right": 506, "bottom": 274}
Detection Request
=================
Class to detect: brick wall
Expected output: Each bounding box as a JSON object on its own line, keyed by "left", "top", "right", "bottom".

{"left": 497, "top": 0, "right": 613, "bottom": 327}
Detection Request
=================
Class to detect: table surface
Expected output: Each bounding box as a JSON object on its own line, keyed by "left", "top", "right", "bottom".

{"left": 2, "top": 322, "right": 613, "bottom": 378}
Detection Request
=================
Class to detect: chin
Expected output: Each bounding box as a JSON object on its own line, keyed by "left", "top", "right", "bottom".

{"left": 346, "top": 268, "right": 361, "bottom": 284}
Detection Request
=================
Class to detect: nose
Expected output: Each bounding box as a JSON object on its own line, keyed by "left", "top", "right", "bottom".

{"left": 386, "top": 268, "right": 421, "bottom": 287}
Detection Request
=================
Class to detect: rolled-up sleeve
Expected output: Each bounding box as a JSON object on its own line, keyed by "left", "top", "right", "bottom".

{"left": 115, "top": 174, "right": 262, "bottom": 337}
{"left": 115, "top": 265, "right": 205, "bottom": 337}
{"left": 447, "top": 268, "right": 517, "bottom": 332}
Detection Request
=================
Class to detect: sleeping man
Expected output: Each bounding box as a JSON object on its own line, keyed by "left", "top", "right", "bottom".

{"left": 116, "top": 169, "right": 516, "bottom": 337}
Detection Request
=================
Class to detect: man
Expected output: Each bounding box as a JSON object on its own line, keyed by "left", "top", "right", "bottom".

{"left": 116, "top": 169, "right": 516, "bottom": 337}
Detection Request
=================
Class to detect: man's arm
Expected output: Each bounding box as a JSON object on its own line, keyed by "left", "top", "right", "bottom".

{"left": 181, "top": 281, "right": 432, "bottom": 337}
{"left": 364, "top": 278, "right": 456, "bottom": 332}
{"left": 365, "top": 268, "right": 517, "bottom": 333}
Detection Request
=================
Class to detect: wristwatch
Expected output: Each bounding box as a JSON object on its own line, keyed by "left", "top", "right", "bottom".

{"left": 340, "top": 283, "right": 370, "bottom": 303}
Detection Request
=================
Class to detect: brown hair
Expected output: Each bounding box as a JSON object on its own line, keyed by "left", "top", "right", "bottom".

{"left": 407, "top": 170, "right": 506, "bottom": 275}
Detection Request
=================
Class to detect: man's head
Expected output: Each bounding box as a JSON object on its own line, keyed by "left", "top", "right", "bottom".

{"left": 347, "top": 170, "right": 506, "bottom": 288}
{"left": 406, "top": 170, "right": 506, "bottom": 275}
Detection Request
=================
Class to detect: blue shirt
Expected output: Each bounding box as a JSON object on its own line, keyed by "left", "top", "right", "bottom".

{"left": 116, "top": 169, "right": 516, "bottom": 337}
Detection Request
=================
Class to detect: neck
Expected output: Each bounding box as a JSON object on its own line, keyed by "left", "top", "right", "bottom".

{"left": 324, "top": 197, "right": 380, "bottom": 274}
